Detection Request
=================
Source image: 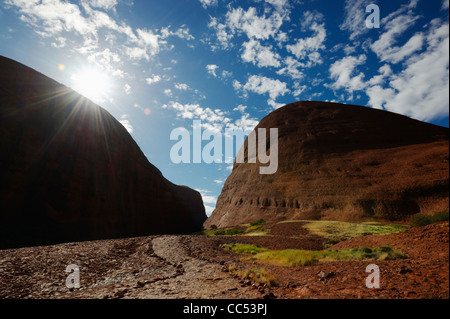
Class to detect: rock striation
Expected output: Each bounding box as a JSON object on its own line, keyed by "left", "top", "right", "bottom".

{"left": 0, "top": 56, "right": 206, "bottom": 249}
{"left": 205, "top": 101, "right": 449, "bottom": 228}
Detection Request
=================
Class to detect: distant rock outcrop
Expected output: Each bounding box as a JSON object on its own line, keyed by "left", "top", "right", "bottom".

{"left": 0, "top": 56, "right": 206, "bottom": 249}
{"left": 205, "top": 101, "right": 449, "bottom": 228}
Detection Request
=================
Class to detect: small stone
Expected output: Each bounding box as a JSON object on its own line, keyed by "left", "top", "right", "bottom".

{"left": 399, "top": 266, "right": 413, "bottom": 274}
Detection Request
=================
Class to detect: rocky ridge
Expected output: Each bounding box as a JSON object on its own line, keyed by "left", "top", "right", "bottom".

{"left": 0, "top": 56, "right": 206, "bottom": 249}
{"left": 206, "top": 101, "right": 449, "bottom": 228}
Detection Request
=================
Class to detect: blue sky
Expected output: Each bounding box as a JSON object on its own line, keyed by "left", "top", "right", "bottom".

{"left": 1, "top": 0, "right": 449, "bottom": 216}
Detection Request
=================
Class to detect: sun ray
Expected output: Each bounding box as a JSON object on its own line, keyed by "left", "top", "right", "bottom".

{"left": 71, "top": 67, "right": 112, "bottom": 103}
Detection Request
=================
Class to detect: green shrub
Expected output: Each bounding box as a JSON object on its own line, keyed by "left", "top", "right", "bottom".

{"left": 410, "top": 214, "right": 434, "bottom": 227}
{"left": 210, "top": 225, "right": 218, "bottom": 230}
{"left": 433, "top": 211, "right": 449, "bottom": 222}
{"left": 410, "top": 211, "right": 449, "bottom": 227}
{"left": 225, "top": 229, "right": 245, "bottom": 235}
{"left": 213, "top": 228, "right": 245, "bottom": 236}
{"left": 249, "top": 219, "right": 266, "bottom": 227}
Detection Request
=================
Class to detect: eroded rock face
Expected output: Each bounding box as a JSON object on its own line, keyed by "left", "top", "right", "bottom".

{"left": 0, "top": 56, "right": 206, "bottom": 249}
{"left": 205, "top": 101, "right": 449, "bottom": 228}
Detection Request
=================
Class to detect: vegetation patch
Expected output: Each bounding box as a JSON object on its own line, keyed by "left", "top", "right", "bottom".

{"left": 205, "top": 219, "right": 269, "bottom": 236}
{"left": 247, "top": 246, "right": 407, "bottom": 267}
{"left": 221, "top": 243, "right": 268, "bottom": 255}
{"left": 410, "top": 211, "right": 449, "bottom": 227}
{"left": 228, "top": 266, "right": 277, "bottom": 287}
{"left": 298, "top": 220, "right": 409, "bottom": 243}
{"left": 249, "top": 219, "right": 267, "bottom": 227}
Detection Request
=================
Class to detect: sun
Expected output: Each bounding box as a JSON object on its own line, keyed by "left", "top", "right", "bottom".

{"left": 71, "top": 67, "right": 112, "bottom": 103}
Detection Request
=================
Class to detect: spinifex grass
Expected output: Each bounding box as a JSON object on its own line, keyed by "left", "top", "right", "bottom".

{"left": 246, "top": 246, "right": 407, "bottom": 267}
{"left": 234, "top": 268, "right": 277, "bottom": 287}
{"left": 221, "top": 243, "right": 269, "bottom": 254}
{"left": 279, "top": 220, "right": 409, "bottom": 243}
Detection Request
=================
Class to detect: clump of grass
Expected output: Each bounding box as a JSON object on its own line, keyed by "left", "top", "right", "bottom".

{"left": 320, "top": 246, "right": 407, "bottom": 261}
{"left": 410, "top": 211, "right": 449, "bottom": 227}
{"left": 246, "top": 246, "right": 406, "bottom": 267}
{"left": 410, "top": 214, "right": 433, "bottom": 227}
{"left": 204, "top": 219, "right": 270, "bottom": 237}
{"left": 249, "top": 219, "right": 266, "bottom": 227}
{"left": 323, "top": 239, "right": 341, "bottom": 248}
{"left": 433, "top": 211, "right": 449, "bottom": 222}
{"left": 235, "top": 268, "right": 277, "bottom": 287}
{"left": 212, "top": 228, "right": 245, "bottom": 236}
{"left": 248, "top": 249, "right": 319, "bottom": 267}
{"left": 301, "top": 220, "right": 409, "bottom": 242}
{"left": 221, "top": 243, "right": 268, "bottom": 255}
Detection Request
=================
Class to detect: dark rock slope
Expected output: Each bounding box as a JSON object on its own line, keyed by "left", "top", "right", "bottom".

{"left": 0, "top": 56, "right": 206, "bottom": 249}
{"left": 205, "top": 101, "right": 449, "bottom": 228}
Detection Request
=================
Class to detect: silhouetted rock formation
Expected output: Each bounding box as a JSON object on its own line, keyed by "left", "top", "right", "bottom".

{"left": 0, "top": 56, "right": 206, "bottom": 249}
{"left": 205, "top": 101, "right": 449, "bottom": 228}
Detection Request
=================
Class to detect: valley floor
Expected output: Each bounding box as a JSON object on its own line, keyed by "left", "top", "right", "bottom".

{"left": 0, "top": 221, "right": 448, "bottom": 299}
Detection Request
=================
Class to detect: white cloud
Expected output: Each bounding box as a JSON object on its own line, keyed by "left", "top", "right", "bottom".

{"left": 162, "top": 101, "right": 231, "bottom": 132}
{"left": 241, "top": 39, "right": 281, "bottom": 68}
{"left": 286, "top": 11, "right": 326, "bottom": 66}
{"left": 5, "top": 0, "right": 195, "bottom": 70}
{"left": 119, "top": 114, "right": 133, "bottom": 133}
{"left": 340, "top": 0, "right": 373, "bottom": 40}
{"left": 329, "top": 54, "right": 367, "bottom": 93}
{"left": 51, "top": 36, "right": 66, "bottom": 48}
{"left": 227, "top": 113, "right": 259, "bottom": 132}
{"left": 195, "top": 189, "right": 217, "bottom": 216}
{"left": 443, "top": 0, "right": 450, "bottom": 10}
{"left": 7, "top": 0, "right": 96, "bottom": 39}
{"left": 164, "top": 89, "right": 173, "bottom": 97}
{"left": 367, "top": 64, "right": 392, "bottom": 86}
{"left": 195, "top": 189, "right": 217, "bottom": 205}
{"left": 160, "top": 25, "right": 194, "bottom": 40}
{"left": 267, "top": 99, "right": 284, "bottom": 109}
{"left": 146, "top": 74, "right": 162, "bottom": 85}
{"left": 370, "top": 2, "right": 422, "bottom": 63}
{"left": 265, "top": 0, "right": 290, "bottom": 13}
{"left": 233, "top": 79, "right": 243, "bottom": 91}
{"left": 276, "top": 56, "right": 304, "bottom": 80}
{"left": 199, "top": 0, "right": 218, "bottom": 9}
{"left": 226, "top": 6, "right": 284, "bottom": 40}
{"left": 85, "top": 0, "right": 118, "bottom": 11}
{"left": 242, "top": 75, "right": 289, "bottom": 100}
{"left": 207, "top": 5, "right": 285, "bottom": 49}
{"left": 208, "top": 17, "right": 234, "bottom": 49}
{"left": 221, "top": 70, "right": 233, "bottom": 78}
{"left": 378, "top": 33, "right": 424, "bottom": 64}
{"left": 162, "top": 101, "right": 258, "bottom": 134}
{"left": 233, "top": 105, "right": 247, "bottom": 113}
{"left": 175, "top": 83, "right": 189, "bottom": 90}
{"left": 366, "top": 21, "right": 449, "bottom": 121}
{"left": 206, "top": 64, "right": 219, "bottom": 77}
{"left": 292, "top": 82, "right": 307, "bottom": 97}
{"left": 124, "top": 83, "right": 131, "bottom": 95}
